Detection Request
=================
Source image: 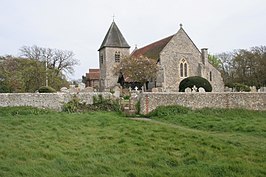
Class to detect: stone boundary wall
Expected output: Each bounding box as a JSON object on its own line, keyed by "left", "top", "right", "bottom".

{"left": 140, "top": 92, "right": 266, "bottom": 114}
{"left": 0, "top": 92, "right": 111, "bottom": 111}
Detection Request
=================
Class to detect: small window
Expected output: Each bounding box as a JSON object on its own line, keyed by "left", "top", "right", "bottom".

{"left": 100, "top": 54, "right": 103, "bottom": 64}
{"left": 115, "top": 51, "right": 120, "bottom": 62}
{"left": 210, "top": 71, "right": 212, "bottom": 81}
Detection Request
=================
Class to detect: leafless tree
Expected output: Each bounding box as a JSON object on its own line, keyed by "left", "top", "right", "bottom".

{"left": 20, "top": 45, "right": 79, "bottom": 75}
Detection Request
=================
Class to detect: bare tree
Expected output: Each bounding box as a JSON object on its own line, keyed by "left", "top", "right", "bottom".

{"left": 20, "top": 45, "right": 79, "bottom": 75}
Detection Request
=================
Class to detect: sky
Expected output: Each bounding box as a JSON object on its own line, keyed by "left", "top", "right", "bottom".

{"left": 0, "top": 0, "right": 266, "bottom": 80}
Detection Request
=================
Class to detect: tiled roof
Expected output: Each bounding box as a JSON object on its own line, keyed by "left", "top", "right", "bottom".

{"left": 86, "top": 69, "right": 100, "bottom": 80}
{"left": 131, "top": 35, "right": 174, "bottom": 60}
{"left": 89, "top": 69, "right": 99, "bottom": 73}
{"left": 98, "top": 22, "right": 130, "bottom": 51}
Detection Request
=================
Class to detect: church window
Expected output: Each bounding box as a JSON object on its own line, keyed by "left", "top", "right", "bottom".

{"left": 115, "top": 51, "right": 120, "bottom": 62}
{"left": 184, "top": 63, "right": 188, "bottom": 77}
{"left": 100, "top": 54, "right": 103, "bottom": 64}
{"left": 210, "top": 71, "right": 212, "bottom": 81}
{"left": 180, "top": 59, "right": 188, "bottom": 78}
{"left": 180, "top": 63, "right": 184, "bottom": 77}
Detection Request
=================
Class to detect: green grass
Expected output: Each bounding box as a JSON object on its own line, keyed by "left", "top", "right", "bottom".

{"left": 0, "top": 107, "right": 266, "bottom": 177}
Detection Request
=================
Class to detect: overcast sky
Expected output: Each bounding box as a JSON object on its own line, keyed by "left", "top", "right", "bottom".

{"left": 1, "top": 0, "right": 265, "bottom": 80}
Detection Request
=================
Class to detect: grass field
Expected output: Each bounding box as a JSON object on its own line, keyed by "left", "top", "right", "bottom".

{"left": 0, "top": 107, "right": 265, "bottom": 177}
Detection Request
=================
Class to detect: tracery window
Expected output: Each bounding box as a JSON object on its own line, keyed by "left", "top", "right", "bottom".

{"left": 180, "top": 59, "right": 188, "bottom": 77}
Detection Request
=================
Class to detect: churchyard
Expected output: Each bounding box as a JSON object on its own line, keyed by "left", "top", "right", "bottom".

{"left": 0, "top": 106, "right": 265, "bottom": 177}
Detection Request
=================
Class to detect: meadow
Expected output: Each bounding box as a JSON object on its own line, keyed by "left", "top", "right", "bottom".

{"left": 0, "top": 106, "right": 265, "bottom": 177}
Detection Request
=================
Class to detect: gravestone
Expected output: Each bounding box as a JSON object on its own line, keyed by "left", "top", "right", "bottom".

{"left": 152, "top": 88, "right": 158, "bottom": 92}
{"left": 192, "top": 85, "right": 198, "bottom": 92}
{"left": 198, "top": 87, "right": 206, "bottom": 93}
{"left": 185, "top": 87, "right": 191, "bottom": 93}
{"left": 224, "top": 86, "right": 231, "bottom": 92}
{"left": 69, "top": 85, "right": 77, "bottom": 93}
{"left": 82, "top": 87, "right": 94, "bottom": 92}
{"left": 78, "top": 83, "right": 85, "bottom": 90}
{"left": 113, "top": 86, "right": 121, "bottom": 98}
{"left": 250, "top": 86, "right": 257, "bottom": 92}
{"left": 60, "top": 87, "right": 68, "bottom": 92}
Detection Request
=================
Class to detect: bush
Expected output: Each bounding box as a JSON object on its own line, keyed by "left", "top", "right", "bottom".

{"left": 146, "top": 105, "right": 190, "bottom": 117}
{"left": 232, "top": 83, "right": 251, "bottom": 92}
{"left": 179, "top": 76, "right": 212, "bottom": 92}
{"left": 62, "top": 94, "right": 121, "bottom": 113}
{"left": 38, "top": 86, "right": 56, "bottom": 93}
{"left": 62, "top": 95, "right": 86, "bottom": 113}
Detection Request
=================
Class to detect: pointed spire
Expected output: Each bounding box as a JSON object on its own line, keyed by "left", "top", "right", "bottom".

{"left": 98, "top": 22, "right": 130, "bottom": 51}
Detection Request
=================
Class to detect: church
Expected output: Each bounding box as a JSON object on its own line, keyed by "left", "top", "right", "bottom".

{"left": 86, "top": 21, "right": 224, "bottom": 92}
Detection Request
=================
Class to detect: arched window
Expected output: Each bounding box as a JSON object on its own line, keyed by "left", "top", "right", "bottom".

{"left": 180, "top": 59, "right": 188, "bottom": 78}
{"left": 184, "top": 63, "right": 188, "bottom": 77}
{"left": 180, "top": 63, "right": 184, "bottom": 77}
{"left": 115, "top": 51, "right": 120, "bottom": 62}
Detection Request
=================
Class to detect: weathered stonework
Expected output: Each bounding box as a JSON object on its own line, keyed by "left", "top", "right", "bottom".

{"left": 99, "top": 48, "right": 130, "bottom": 91}
{"left": 0, "top": 92, "right": 111, "bottom": 111}
{"left": 159, "top": 28, "right": 224, "bottom": 92}
{"left": 140, "top": 92, "right": 266, "bottom": 114}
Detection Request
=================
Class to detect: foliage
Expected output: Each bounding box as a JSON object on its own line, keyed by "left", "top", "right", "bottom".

{"left": 62, "top": 94, "right": 121, "bottom": 113}
{"left": 135, "top": 100, "right": 141, "bottom": 114}
{"left": 0, "top": 106, "right": 52, "bottom": 116}
{"left": 146, "top": 105, "right": 191, "bottom": 117}
{"left": 38, "top": 86, "right": 56, "bottom": 93}
{"left": 216, "top": 46, "right": 266, "bottom": 88}
{"left": 0, "top": 56, "right": 69, "bottom": 93}
{"left": 232, "top": 83, "right": 251, "bottom": 92}
{"left": 179, "top": 76, "right": 212, "bottom": 92}
{"left": 208, "top": 54, "right": 222, "bottom": 69}
{"left": 114, "top": 55, "right": 158, "bottom": 86}
{"left": 20, "top": 45, "right": 79, "bottom": 75}
{"left": 0, "top": 107, "right": 265, "bottom": 177}
{"left": 62, "top": 95, "right": 86, "bottom": 113}
{"left": 123, "top": 95, "right": 130, "bottom": 100}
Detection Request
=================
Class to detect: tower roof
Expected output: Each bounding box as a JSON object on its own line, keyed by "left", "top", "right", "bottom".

{"left": 98, "top": 22, "right": 130, "bottom": 51}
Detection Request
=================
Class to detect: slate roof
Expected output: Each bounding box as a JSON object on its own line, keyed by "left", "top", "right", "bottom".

{"left": 98, "top": 22, "right": 130, "bottom": 51}
{"left": 131, "top": 35, "right": 174, "bottom": 60}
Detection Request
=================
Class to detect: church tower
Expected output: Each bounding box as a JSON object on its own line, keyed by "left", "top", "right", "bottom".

{"left": 98, "top": 21, "right": 130, "bottom": 91}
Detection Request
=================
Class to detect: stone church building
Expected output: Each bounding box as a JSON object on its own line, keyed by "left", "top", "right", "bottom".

{"left": 91, "top": 21, "right": 224, "bottom": 92}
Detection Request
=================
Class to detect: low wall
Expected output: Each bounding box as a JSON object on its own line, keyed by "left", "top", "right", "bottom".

{"left": 0, "top": 92, "right": 111, "bottom": 111}
{"left": 140, "top": 92, "right": 266, "bottom": 114}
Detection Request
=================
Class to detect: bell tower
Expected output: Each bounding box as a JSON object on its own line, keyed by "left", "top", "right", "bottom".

{"left": 98, "top": 21, "right": 130, "bottom": 91}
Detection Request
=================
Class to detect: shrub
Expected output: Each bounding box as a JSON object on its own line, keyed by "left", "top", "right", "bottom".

{"left": 62, "top": 94, "right": 121, "bottom": 113}
{"left": 146, "top": 105, "right": 190, "bottom": 117}
{"left": 38, "top": 86, "right": 56, "bottom": 93}
{"left": 123, "top": 95, "right": 130, "bottom": 100}
{"left": 135, "top": 100, "right": 141, "bottom": 114}
{"left": 179, "top": 76, "right": 212, "bottom": 92}
{"left": 62, "top": 95, "right": 86, "bottom": 113}
{"left": 232, "top": 83, "right": 251, "bottom": 92}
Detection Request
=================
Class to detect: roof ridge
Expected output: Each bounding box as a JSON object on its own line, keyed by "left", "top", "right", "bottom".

{"left": 131, "top": 35, "right": 174, "bottom": 60}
